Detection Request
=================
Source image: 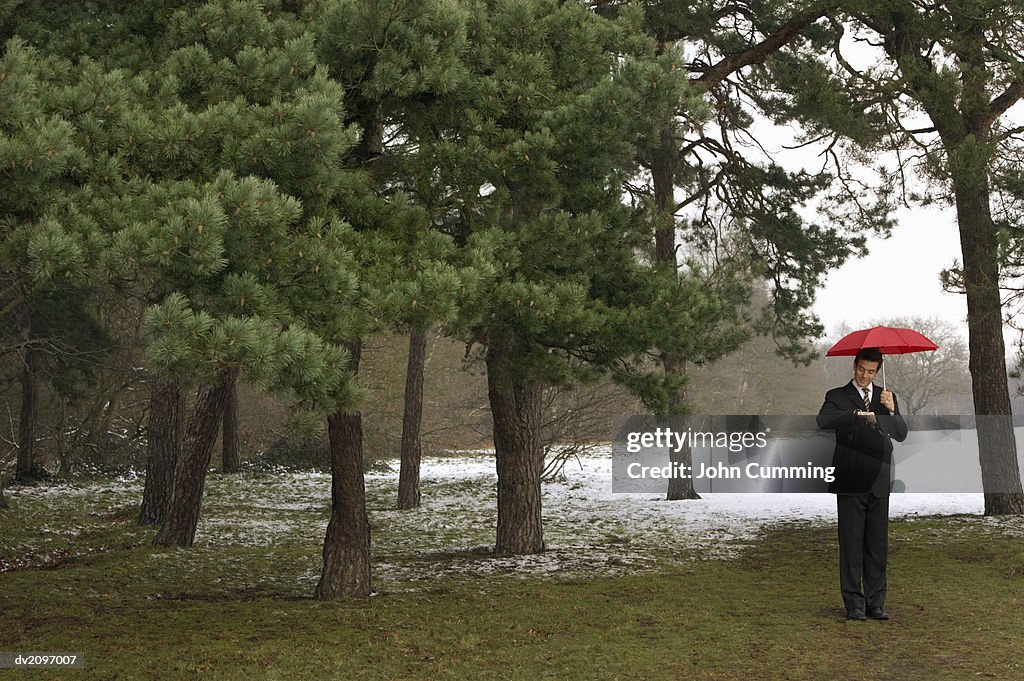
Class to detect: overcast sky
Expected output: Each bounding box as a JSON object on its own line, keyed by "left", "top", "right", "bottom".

{"left": 812, "top": 203, "right": 971, "bottom": 344}
{"left": 684, "top": 26, "right": 1024, "bottom": 360}
{"left": 739, "top": 124, "right": 979, "bottom": 352}
{"left": 783, "top": 33, "right": 1024, "bottom": 355}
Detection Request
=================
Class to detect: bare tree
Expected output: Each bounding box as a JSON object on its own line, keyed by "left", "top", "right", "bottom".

{"left": 539, "top": 381, "right": 639, "bottom": 481}
{"left": 869, "top": 317, "right": 970, "bottom": 415}
{"left": 686, "top": 332, "right": 834, "bottom": 415}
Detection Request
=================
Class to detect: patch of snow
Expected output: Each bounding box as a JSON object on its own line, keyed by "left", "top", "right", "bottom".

{"left": 4, "top": 447, "right": 1007, "bottom": 590}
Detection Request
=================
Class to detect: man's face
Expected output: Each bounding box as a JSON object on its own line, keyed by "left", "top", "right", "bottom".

{"left": 853, "top": 359, "right": 880, "bottom": 389}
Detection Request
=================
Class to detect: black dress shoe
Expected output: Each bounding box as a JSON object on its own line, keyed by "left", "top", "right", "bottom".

{"left": 846, "top": 609, "right": 867, "bottom": 620}
{"left": 866, "top": 607, "right": 890, "bottom": 620}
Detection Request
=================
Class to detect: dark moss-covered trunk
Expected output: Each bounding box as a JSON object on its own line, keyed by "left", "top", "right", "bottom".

{"left": 153, "top": 367, "right": 239, "bottom": 547}
{"left": 486, "top": 334, "right": 545, "bottom": 555}
{"left": 398, "top": 325, "right": 427, "bottom": 510}
{"left": 316, "top": 340, "right": 371, "bottom": 598}
{"left": 921, "top": 23, "right": 1024, "bottom": 516}
{"left": 139, "top": 379, "right": 184, "bottom": 526}
{"left": 954, "top": 177, "right": 1024, "bottom": 515}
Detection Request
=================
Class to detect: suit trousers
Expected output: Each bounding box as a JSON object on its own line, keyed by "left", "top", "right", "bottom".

{"left": 836, "top": 493, "right": 889, "bottom": 612}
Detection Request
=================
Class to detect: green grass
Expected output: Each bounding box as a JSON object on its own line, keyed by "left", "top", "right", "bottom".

{"left": 2, "top": 478, "right": 1024, "bottom": 680}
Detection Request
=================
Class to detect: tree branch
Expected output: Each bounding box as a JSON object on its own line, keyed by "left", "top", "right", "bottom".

{"left": 986, "top": 80, "right": 1024, "bottom": 129}
{"left": 693, "top": 9, "right": 826, "bottom": 87}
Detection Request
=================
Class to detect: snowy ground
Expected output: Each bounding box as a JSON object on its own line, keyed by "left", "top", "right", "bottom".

{"left": 166, "top": 449, "right": 1018, "bottom": 589}
{"left": 362, "top": 450, "right": 996, "bottom": 586}
{"left": 5, "top": 448, "right": 1021, "bottom": 591}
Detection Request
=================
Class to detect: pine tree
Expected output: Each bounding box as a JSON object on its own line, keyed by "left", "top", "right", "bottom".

{"left": 426, "top": 0, "right": 735, "bottom": 554}
{"left": 0, "top": 38, "right": 107, "bottom": 481}
{"left": 7, "top": 0, "right": 457, "bottom": 590}
{"left": 306, "top": 0, "right": 482, "bottom": 596}
{"left": 5, "top": 2, "right": 365, "bottom": 544}
{"left": 756, "top": 0, "right": 1024, "bottom": 514}
{"left": 592, "top": 1, "right": 884, "bottom": 500}
{"left": 134, "top": 2, "right": 363, "bottom": 545}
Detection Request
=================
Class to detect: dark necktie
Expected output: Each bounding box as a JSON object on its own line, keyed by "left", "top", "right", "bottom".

{"left": 862, "top": 388, "right": 870, "bottom": 410}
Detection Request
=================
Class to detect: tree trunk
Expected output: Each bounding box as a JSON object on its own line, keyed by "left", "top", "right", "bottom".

{"left": 313, "top": 85, "right": 379, "bottom": 598}
{"left": 899, "top": 18, "right": 1024, "bottom": 514}
{"left": 316, "top": 340, "right": 371, "bottom": 598}
{"left": 139, "top": 379, "right": 184, "bottom": 526}
{"left": 398, "top": 326, "right": 428, "bottom": 509}
{"left": 15, "top": 342, "right": 39, "bottom": 482}
{"left": 955, "top": 179, "right": 1024, "bottom": 515}
{"left": 652, "top": 125, "right": 678, "bottom": 267}
{"left": 663, "top": 352, "right": 700, "bottom": 500}
{"left": 651, "top": 121, "right": 701, "bottom": 501}
{"left": 153, "top": 367, "right": 239, "bottom": 547}
{"left": 486, "top": 334, "right": 545, "bottom": 555}
{"left": 221, "top": 375, "right": 241, "bottom": 473}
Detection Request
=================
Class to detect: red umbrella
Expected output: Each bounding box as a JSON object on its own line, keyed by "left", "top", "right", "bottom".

{"left": 826, "top": 325, "right": 939, "bottom": 388}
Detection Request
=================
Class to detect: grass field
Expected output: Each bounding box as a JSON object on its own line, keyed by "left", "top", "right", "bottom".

{"left": 2, "top": 456, "right": 1023, "bottom": 680}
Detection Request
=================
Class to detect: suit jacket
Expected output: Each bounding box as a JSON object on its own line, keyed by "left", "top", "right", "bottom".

{"left": 816, "top": 382, "right": 908, "bottom": 495}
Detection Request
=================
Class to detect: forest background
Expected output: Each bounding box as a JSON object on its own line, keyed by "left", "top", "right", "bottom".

{"left": 4, "top": 0, "right": 1024, "bottom": 601}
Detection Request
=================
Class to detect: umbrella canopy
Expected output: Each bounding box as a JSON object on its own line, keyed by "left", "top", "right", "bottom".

{"left": 826, "top": 325, "right": 939, "bottom": 389}
{"left": 826, "top": 325, "right": 939, "bottom": 357}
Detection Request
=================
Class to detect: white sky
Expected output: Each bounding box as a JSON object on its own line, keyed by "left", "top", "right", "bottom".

{"left": 738, "top": 113, "right": 995, "bottom": 353}
{"left": 812, "top": 204, "right": 971, "bottom": 344}
{"left": 789, "top": 30, "right": 1024, "bottom": 354}
{"left": 736, "top": 122, "right": 979, "bottom": 352}
{"left": 678, "top": 24, "right": 1024, "bottom": 358}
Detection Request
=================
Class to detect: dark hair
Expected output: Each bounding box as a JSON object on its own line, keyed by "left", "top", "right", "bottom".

{"left": 854, "top": 347, "right": 883, "bottom": 366}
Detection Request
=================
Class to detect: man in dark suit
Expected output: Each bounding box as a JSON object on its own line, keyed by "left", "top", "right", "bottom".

{"left": 817, "top": 347, "right": 908, "bottom": 621}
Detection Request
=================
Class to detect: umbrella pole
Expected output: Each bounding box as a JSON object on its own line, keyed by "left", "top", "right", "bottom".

{"left": 882, "top": 361, "right": 886, "bottom": 390}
